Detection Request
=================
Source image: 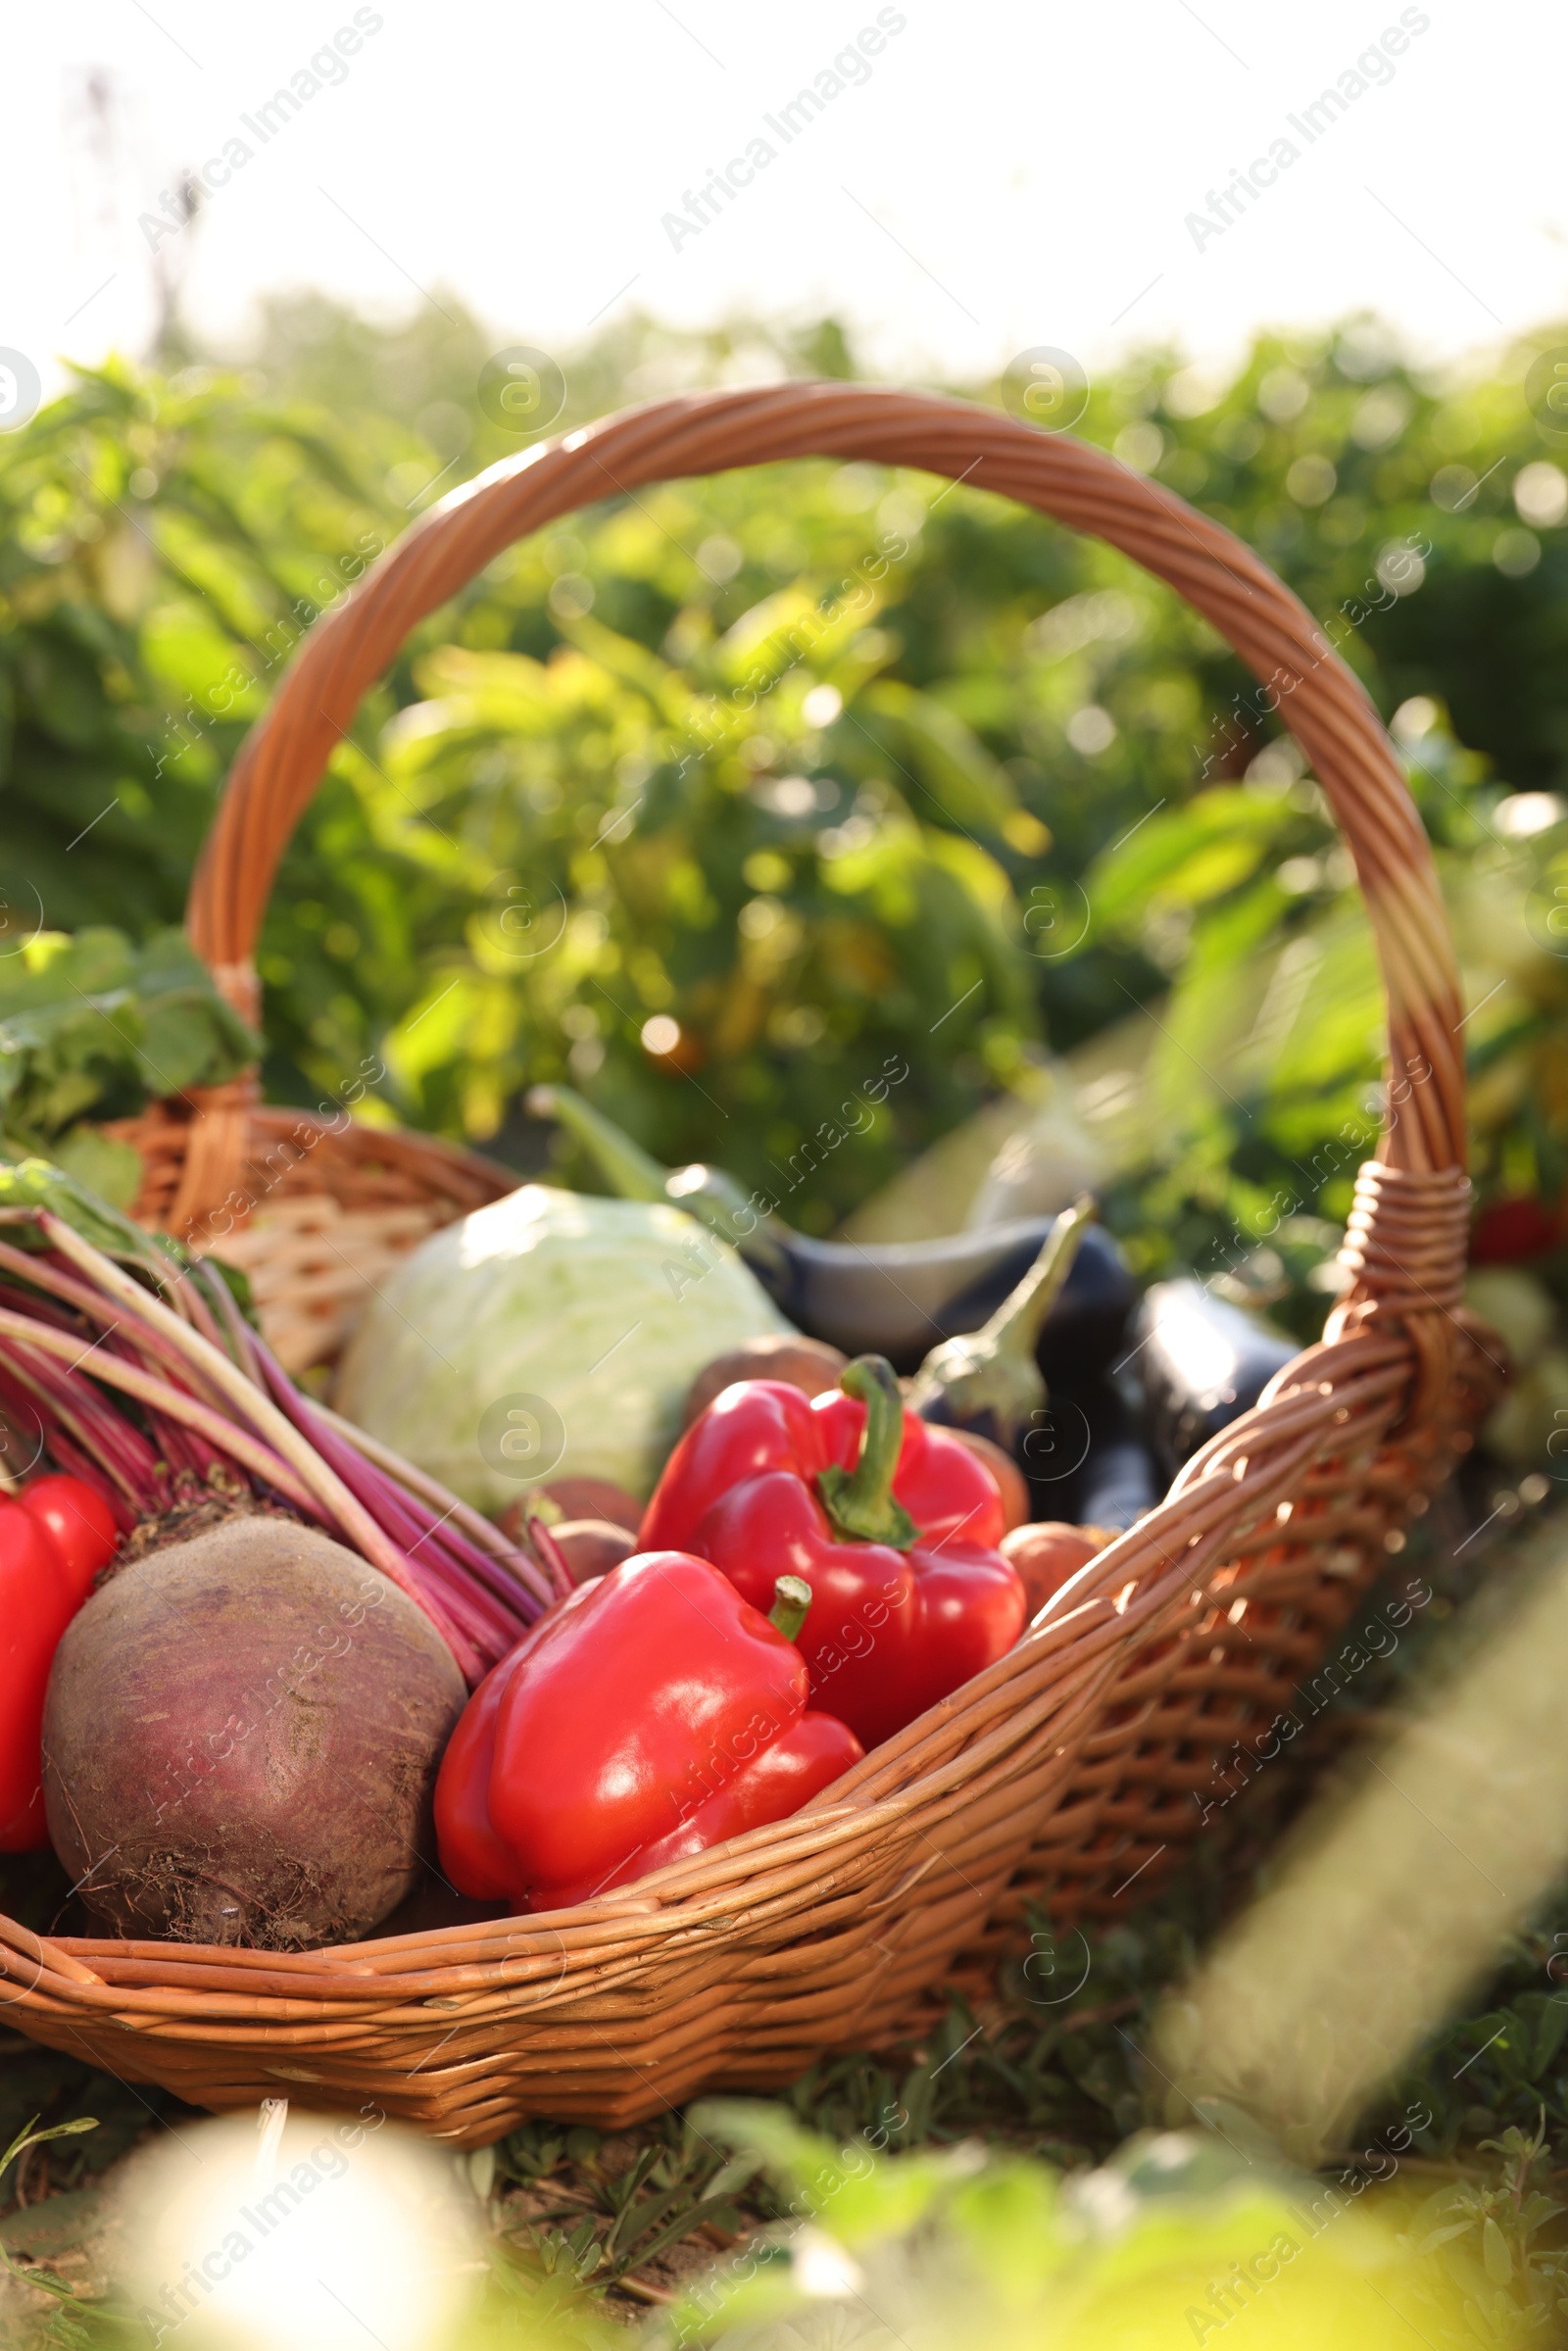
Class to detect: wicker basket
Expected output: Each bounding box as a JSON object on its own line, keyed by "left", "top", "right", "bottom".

{"left": 0, "top": 385, "right": 1496, "bottom": 2144}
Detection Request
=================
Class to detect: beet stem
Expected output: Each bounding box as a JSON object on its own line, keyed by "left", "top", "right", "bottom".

{"left": 0, "top": 1349, "right": 165, "bottom": 1507}
{"left": 255, "top": 1358, "right": 538, "bottom": 1647}
{"left": 33, "top": 1212, "right": 511, "bottom": 1681}
{"left": 299, "top": 1396, "right": 558, "bottom": 1608}
{"left": 0, "top": 1305, "right": 316, "bottom": 1508}
{"left": 37, "top": 1216, "right": 455, "bottom": 1601}
{"left": 254, "top": 1353, "right": 555, "bottom": 1615}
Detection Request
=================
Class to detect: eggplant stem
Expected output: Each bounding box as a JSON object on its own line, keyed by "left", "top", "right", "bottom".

{"left": 904, "top": 1195, "right": 1098, "bottom": 1445}
{"left": 974, "top": 1194, "right": 1097, "bottom": 1359}
{"left": 526, "top": 1084, "right": 670, "bottom": 1201}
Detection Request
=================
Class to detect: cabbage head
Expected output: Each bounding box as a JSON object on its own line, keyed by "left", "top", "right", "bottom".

{"left": 334, "top": 1183, "right": 790, "bottom": 1507}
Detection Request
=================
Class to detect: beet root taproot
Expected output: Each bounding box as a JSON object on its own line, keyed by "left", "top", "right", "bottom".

{"left": 41, "top": 1518, "right": 466, "bottom": 1950}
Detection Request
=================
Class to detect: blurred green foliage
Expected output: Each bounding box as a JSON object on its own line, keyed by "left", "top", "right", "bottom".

{"left": 635, "top": 2105, "right": 1478, "bottom": 2350}
{"left": 0, "top": 927, "right": 260, "bottom": 1204}
{"left": 4, "top": 302, "right": 1568, "bottom": 1256}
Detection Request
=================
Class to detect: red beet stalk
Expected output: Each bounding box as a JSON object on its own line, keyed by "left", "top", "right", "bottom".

{"left": 252, "top": 1346, "right": 554, "bottom": 1639}
{"left": 0, "top": 1209, "right": 551, "bottom": 1683}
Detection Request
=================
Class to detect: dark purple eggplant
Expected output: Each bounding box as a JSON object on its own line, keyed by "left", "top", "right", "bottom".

{"left": 1135, "top": 1279, "right": 1298, "bottom": 1474}
{"left": 1033, "top": 1223, "right": 1138, "bottom": 1391}
{"left": 906, "top": 1197, "right": 1095, "bottom": 1449}
{"left": 527, "top": 1085, "right": 1134, "bottom": 1372}
{"left": 1073, "top": 1408, "right": 1162, "bottom": 1529}
{"left": 1036, "top": 1372, "right": 1162, "bottom": 1532}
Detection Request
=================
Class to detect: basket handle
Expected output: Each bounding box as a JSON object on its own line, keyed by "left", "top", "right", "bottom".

{"left": 187, "top": 381, "right": 1463, "bottom": 1178}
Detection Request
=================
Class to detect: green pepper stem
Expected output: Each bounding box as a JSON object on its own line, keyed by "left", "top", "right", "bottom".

{"left": 767, "top": 1575, "right": 813, "bottom": 1643}
{"left": 816, "top": 1355, "right": 918, "bottom": 1549}
{"left": 525, "top": 1084, "right": 670, "bottom": 1201}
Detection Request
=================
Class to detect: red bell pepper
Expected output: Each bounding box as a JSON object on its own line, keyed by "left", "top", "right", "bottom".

{"left": 21, "top": 1475, "right": 118, "bottom": 1606}
{"left": 1, "top": 1476, "right": 115, "bottom": 1851}
{"left": 434, "top": 1550, "right": 863, "bottom": 1912}
{"left": 640, "top": 1355, "right": 1027, "bottom": 1749}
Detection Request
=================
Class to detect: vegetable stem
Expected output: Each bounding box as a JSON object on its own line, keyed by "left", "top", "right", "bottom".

{"left": 525, "top": 1084, "right": 670, "bottom": 1201}
{"left": 528, "top": 1084, "right": 774, "bottom": 1260}
{"left": 0, "top": 1306, "right": 316, "bottom": 1506}
{"left": 816, "top": 1355, "right": 918, "bottom": 1550}
{"left": 0, "top": 1207, "right": 536, "bottom": 1683}
{"left": 310, "top": 1396, "right": 555, "bottom": 1598}
{"left": 767, "top": 1574, "right": 813, "bottom": 1643}
{"left": 976, "top": 1193, "right": 1097, "bottom": 1360}
{"left": 905, "top": 1195, "right": 1098, "bottom": 1446}
{"left": 39, "top": 1215, "right": 437, "bottom": 1586}
{"left": 256, "top": 1354, "right": 536, "bottom": 1641}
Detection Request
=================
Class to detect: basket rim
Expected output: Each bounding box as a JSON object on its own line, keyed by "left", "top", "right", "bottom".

{"left": 184, "top": 378, "right": 1466, "bottom": 1190}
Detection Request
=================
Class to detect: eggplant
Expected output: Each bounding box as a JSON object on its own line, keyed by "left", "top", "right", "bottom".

{"left": 527, "top": 1086, "right": 1133, "bottom": 1372}
{"left": 1033, "top": 1219, "right": 1136, "bottom": 1389}
{"left": 1135, "top": 1278, "right": 1298, "bottom": 1474}
{"left": 906, "top": 1196, "right": 1096, "bottom": 1450}
{"left": 1012, "top": 1367, "right": 1161, "bottom": 1532}
{"left": 1068, "top": 1376, "right": 1163, "bottom": 1531}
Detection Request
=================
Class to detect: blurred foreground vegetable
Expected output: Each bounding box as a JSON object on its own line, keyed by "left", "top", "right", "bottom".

{"left": 1156, "top": 1510, "right": 1568, "bottom": 2169}
{"left": 647, "top": 2106, "right": 1469, "bottom": 2351}
{"left": 116, "top": 2103, "right": 485, "bottom": 2351}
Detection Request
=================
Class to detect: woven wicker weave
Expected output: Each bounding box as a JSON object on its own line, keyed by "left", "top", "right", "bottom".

{"left": 105, "top": 1099, "right": 516, "bottom": 1373}
{"left": 0, "top": 386, "right": 1494, "bottom": 2142}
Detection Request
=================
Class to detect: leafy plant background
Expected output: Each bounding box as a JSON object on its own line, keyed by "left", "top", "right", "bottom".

{"left": 7, "top": 300, "right": 1568, "bottom": 1279}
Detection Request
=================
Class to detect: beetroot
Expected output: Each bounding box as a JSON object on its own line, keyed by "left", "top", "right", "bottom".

{"left": 42, "top": 1518, "right": 466, "bottom": 1949}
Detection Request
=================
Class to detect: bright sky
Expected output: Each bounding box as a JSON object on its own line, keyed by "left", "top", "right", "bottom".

{"left": 5, "top": 0, "right": 1564, "bottom": 407}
